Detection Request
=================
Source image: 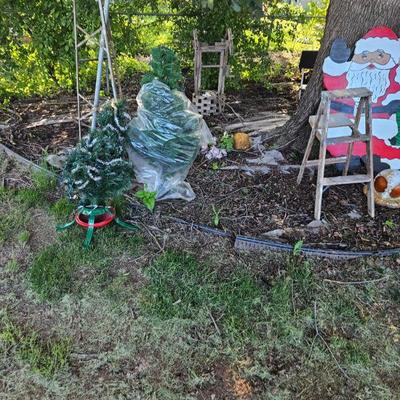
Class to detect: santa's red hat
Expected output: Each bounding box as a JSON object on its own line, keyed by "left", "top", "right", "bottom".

{"left": 355, "top": 26, "right": 400, "bottom": 61}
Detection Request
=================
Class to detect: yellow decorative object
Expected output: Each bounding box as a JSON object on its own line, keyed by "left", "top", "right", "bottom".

{"left": 365, "top": 169, "right": 400, "bottom": 208}
{"left": 233, "top": 132, "right": 251, "bottom": 151}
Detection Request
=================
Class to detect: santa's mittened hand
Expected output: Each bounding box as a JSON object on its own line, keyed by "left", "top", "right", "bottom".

{"left": 330, "top": 38, "right": 351, "bottom": 63}
{"left": 379, "top": 100, "right": 400, "bottom": 116}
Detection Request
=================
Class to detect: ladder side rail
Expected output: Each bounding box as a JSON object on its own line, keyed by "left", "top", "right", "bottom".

{"left": 343, "top": 95, "right": 365, "bottom": 176}
{"left": 314, "top": 96, "right": 331, "bottom": 220}
{"left": 365, "top": 94, "right": 375, "bottom": 217}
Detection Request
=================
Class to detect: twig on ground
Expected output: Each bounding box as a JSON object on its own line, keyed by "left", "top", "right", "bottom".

{"left": 273, "top": 137, "right": 297, "bottom": 151}
{"left": 140, "top": 223, "right": 165, "bottom": 253}
{"left": 291, "top": 279, "right": 296, "bottom": 315}
{"left": 3, "top": 107, "right": 23, "bottom": 122}
{"left": 224, "top": 103, "right": 245, "bottom": 124}
{"left": 24, "top": 116, "right": 75, "bottom": 129}
{"left": 207, "top": 307, "right": 221, "bottom": 335}
{"left": 323, "top": 276, "right": 389, "bottom": 285}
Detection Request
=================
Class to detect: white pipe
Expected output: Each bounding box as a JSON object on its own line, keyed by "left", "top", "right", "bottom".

{"left": 91, "top": 0, "right": 112, "bottom": 131}
{"left": 72, "top": 0, "right": 82, "bottom": 139}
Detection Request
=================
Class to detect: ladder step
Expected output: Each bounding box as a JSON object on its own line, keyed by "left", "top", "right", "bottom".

{"left": 322, "top": 88, "right": 372, "bottom": 99}
{"left": 200, "top": 47, "right": 225, "bottom": 53}
{"left": 306, "top": 157, "right": 347, "bottom": 167}
{"left": 310, "top": 114, "right": 355, "bottom": 129}
{"left": 322, "top": 174, "right": 372, "bottom": 186}
{"left": 326, "top": 134, "right": 370, "bottom": 145}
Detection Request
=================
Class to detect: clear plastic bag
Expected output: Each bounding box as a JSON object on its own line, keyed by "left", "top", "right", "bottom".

{"left": 127, "top": 80, "right": 213, "bottom": 201}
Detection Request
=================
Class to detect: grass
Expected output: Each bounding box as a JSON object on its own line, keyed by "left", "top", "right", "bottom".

{"left": 0, "top": 193, "right": 31, "bottom": 244}
{"left": 139, "top": 251, "right": 400, "bottom": 397}
{"left": 5, "top": 258, "right": 20, "bottom": 272}
{"left": 0, "top": 317, "right": 71, "bottom": 378}
{"left": 0, "top": 156, "right": 400, "bottom": 398}
{"left": 15, "top": 167, "right": 57, "bottom": 208}
{"left": 0, "top": 165, "right": 56, "bottom": 244}
{"left": 140, "top": 251, "right": 265, "bottom": 341}
{"left": 49, "top": 197, "right": 75, "bottom": 221}
{"left": 28, "top": 226, "right": 143, "bottom": 301}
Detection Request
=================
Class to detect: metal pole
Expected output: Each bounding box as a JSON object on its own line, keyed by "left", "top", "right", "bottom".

{"left": 72, "top": 0, "right": 82, "bottom": 139}
{"left": 98, "top": 0, "right": 118, "bottom": 100}
{"left": 91, "top": 0, "right": 112, "bottom": 131}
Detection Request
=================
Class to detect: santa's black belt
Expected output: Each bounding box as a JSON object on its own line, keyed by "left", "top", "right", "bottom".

{"left": 330, "top": 100, "right": 400, "bottom": 116}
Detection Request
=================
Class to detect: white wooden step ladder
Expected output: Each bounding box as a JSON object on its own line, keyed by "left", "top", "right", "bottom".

{"left": 297, "top": 88, "right": 375, "bottom": 221}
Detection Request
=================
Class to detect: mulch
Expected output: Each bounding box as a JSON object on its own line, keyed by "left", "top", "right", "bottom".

{"left": 1, "top": 80, "right": 400, "bottom": 251}
{"left": 145, "top": 160, "right": 400, "bottom": 251}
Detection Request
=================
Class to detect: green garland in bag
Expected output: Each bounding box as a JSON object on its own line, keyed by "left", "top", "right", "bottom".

{"left": 141, "top": 46, "right": 184, "bottom": 90}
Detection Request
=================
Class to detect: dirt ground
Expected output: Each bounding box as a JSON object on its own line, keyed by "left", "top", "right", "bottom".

{"left": 0, "top": 82, "right": 400, "bottom": 250}
{"left": 2, "top": 80, "right": 400, "bottom": 252}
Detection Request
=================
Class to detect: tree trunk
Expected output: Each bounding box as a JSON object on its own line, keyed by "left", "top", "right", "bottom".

{"left": 276, "top": 0, "right": 400, "bottom": 150}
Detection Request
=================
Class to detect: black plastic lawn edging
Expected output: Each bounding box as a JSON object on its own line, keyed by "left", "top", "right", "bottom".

{"left": 168, "top": 217, "right": 400, "bottom": 260}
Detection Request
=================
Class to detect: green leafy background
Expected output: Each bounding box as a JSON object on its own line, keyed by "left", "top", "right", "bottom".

{"left": 0, "top": 0, "right": 328, "bottom": 102}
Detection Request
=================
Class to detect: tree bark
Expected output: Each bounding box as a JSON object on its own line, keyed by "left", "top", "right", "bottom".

{"left": 276, "top": 0, "right": 400, "bottom": 150}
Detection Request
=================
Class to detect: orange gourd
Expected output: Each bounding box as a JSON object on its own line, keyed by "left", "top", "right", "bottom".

{"left": 233, "top": 132, "right": 251, "bottom": 151}
{"left": 390, "top": 186, "right": 400, "bottom": 198}
{"left": 374, "top": 176, "right": 388, "bottom": 192}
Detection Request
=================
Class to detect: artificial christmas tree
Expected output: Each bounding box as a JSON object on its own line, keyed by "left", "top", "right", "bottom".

{"left": 59, "top": 102, "right": 137, "bottom": 247}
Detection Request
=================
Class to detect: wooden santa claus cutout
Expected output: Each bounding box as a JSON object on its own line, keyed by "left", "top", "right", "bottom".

{"left": 323, "top": 26, "right": 400, "bottom": 171}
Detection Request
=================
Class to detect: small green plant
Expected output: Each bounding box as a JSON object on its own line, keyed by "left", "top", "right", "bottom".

{"left": 219, "top": 132, "right": 234, "bottom": 152}
{"left": 293, "top": 240, "right": 304, "bottom": 256}
{"left": 17, "top": 230, "right": 30, "bottom": 245}
{"left": 211, "top": 205, "right": 221, "bottom": 227}
{"left": 211, "top": 162, "right": 220, "bottom": 171}
{"left": 384, "top": 219, "right": 396, "bottom": 230}
{"left": 136, "top": 188, "right": 157, "bottom": 212}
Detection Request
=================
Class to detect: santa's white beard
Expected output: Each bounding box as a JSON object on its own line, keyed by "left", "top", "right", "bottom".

{"left": 346, "top": 67, "right": 391, "bottom": 103}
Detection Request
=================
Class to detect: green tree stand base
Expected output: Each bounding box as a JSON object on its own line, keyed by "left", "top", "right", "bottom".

{"left": 57, "top": 206, "right": 138, "bottom": 248}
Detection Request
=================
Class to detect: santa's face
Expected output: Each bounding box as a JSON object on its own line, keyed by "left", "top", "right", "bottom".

{"left": 352, "top": 49, "right": 392, "bottom": 69}
{"left": 347, "top": 50, "right": 395, "bottom": 102}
